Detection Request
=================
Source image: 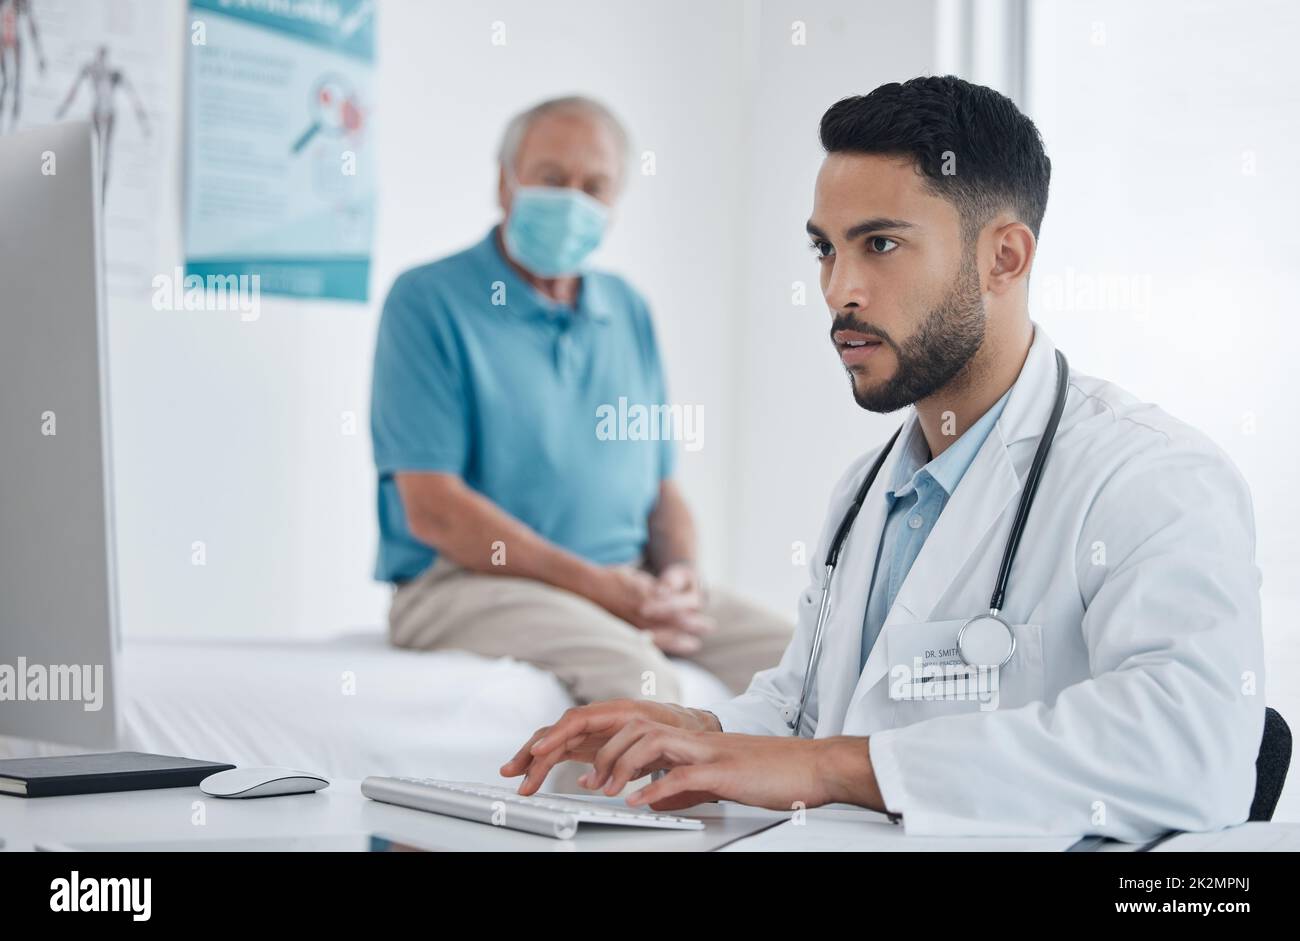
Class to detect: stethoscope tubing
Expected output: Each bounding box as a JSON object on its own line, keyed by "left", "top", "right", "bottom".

{"left": 790, "top": 350, "right": 1069, "bottom": 737}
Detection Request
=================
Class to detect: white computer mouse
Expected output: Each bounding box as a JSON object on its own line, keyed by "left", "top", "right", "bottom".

{"left": 199, "top": 767, "right": 330, "bottom": 799}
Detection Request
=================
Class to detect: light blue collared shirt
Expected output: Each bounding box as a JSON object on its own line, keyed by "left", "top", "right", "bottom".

{"left": 859, "top": 389, "right": 1013, "bottom": 670}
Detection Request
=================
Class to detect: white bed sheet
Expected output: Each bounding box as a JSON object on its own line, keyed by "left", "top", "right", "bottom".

{"left": 0, "top": 631, "right": 735, "bottom": 787}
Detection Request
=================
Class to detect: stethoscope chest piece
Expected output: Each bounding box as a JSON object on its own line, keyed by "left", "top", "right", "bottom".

{"left": 956, "top": 612, "right": 1016, "bottom": 668}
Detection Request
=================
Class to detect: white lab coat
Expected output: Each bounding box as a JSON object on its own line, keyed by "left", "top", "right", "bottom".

{"left": 709, "top": 324, "right": 1265, "bottom": 841}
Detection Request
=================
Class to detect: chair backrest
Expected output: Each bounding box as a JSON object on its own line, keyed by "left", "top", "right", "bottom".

{"left": 1250, "top": 707, "right": 1292, "bottom": 822}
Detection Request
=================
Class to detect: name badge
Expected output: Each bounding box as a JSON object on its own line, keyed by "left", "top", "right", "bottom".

{"left": 885, "top": 618, "right": 1000, "bottom": 703}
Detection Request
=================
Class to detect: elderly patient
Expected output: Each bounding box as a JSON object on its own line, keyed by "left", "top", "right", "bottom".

{"left": 370, "top": 96, "right": 791, "bottom": 706}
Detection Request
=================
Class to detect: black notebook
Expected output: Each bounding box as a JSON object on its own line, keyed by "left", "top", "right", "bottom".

{"left": 0, "top": 751, "right": 235, "bottom": 798}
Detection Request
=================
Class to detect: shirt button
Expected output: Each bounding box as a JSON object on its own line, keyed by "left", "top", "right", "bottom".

{"left": 908, "top": 514, "right": 924, "bottom": 529}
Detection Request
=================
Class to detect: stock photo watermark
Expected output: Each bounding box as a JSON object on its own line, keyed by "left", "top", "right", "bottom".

{"left": 0, "top": 657, "right": 104, "bottom": 711}
{"left": 151, "top": 266, "right": 261, "bottom": 321}
{"left": 888, "top": 657, "right": 1001, "bottom": 711}
{"left": 50, "top": 872, "right": 151, "bottom": 921}
{"left": 1038, "top": 266, "right": 1153, "bottom": 320}
{"left": 595, "top": 398, "right": 703, "bottom": 452}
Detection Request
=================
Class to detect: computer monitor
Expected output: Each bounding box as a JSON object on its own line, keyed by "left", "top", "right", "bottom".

{"left": 0, "top": 121, "right": 121, "bottom": 749}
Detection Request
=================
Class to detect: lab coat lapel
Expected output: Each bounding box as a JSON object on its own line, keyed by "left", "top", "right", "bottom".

{"left": 847, "top": 441, "right": 1019, "bottom": 704}
{"left": 847, "top": 325, "right": 1061, "bottom": 710}
{"left": 811, "top": 416, "right": 918, "bottom": 738}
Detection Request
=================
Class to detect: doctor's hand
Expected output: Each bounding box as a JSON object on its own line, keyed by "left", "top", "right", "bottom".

{"left": 582, "top": 725, "right": 868, "bottom": 813}
{"left": 500, "top": 698, "right": 722, "bottom": 796}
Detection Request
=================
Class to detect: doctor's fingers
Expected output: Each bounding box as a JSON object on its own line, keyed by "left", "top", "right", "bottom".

{"left": 516, "top": 738, "right": 590, "bottom": 796}
{"left": 529, "top": 704, "right": 627, "bottom": 756}
{"left": 599, "top": 726, "right": 716, "bottom": 797}
{"left": 585, "top": 717, "right": 664, "bottom": 790}
{"left": 500, "top": 725, "right": 556, "bottom": 776}
{"left": 504, "top": 719, "right": 604, "bottom": 784}
{"left": 629, "top": 764, "right": 726, "bottom": 810}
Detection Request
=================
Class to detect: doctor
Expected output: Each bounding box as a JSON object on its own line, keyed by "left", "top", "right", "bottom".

{"left": 501, "top": 76, "right": 1266, "bottom": 840}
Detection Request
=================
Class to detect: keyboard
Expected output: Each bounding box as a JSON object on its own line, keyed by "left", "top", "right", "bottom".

{"left": 360, "top": 776, "right": 705, "bottom": 840}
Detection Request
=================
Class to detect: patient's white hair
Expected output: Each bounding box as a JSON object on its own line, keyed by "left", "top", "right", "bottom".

{"left": 497, "top": 95, "right": 631, "bottom": 184}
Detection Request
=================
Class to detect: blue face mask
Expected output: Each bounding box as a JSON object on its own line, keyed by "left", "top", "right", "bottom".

{"left": 503, "top": 184, "right": 610, "bottom": 277}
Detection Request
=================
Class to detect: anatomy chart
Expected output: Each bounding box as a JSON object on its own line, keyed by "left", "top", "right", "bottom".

{"left": 0, "top": 0, "right": 172, "bottom": 299}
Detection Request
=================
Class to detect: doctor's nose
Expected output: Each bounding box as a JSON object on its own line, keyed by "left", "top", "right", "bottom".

{"left": 822, "top": 261, "right": 871, "bottom": 315}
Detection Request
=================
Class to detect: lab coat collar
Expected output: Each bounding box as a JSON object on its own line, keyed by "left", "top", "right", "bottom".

{"left": 818, "top": 323, "right": 1062, "bottom": 731}
{"left": 993, "top": 322, "right": 1061, "bottom": 449}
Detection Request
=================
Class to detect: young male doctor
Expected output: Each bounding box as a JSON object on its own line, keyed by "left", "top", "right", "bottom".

{"left": 500, "top": 76, "right": 1266, "bottom": 840}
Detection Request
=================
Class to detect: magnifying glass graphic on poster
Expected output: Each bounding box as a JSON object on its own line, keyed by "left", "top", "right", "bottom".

{"left": 291, "top": 74, "right": 364, "bottom": 154}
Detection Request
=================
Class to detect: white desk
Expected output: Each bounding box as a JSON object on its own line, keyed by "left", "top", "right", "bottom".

{"left": 719, "top": 805, "right": 1085, "bottom": 851}
{"left": 11, "top": 781, "right": 1281, "bottom": 851}
{"left": 0, "top": 780, "right": 787, "bottom": 852}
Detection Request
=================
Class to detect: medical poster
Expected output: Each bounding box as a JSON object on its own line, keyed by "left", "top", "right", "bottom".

{"left": 0, "top": 0, "right": 173, "bottom": 299}
{"left": 184, "top": 0, "right": 375, "bottom": 301}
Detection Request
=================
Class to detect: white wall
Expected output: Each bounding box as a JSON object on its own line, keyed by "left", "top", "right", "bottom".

{"left": 1024, "top": 0, "right": 1300, "bottom": 818}
{"left": 111, "top": 0, "right": 754, "bottom": 638}
{"left": 726, "top": 0, "right": 941, "bottom": 613}
{"left": 1026, "top": 0, "right": 1300, "bottom": 610}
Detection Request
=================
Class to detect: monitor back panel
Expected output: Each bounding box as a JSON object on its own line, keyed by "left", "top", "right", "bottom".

{"left": 0, "top": 121, "right": 120, "bottom": 748}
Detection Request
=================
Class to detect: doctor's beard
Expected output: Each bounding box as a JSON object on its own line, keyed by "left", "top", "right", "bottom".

{"left": 835, "top": 252, "right": 987, "bottom": 414}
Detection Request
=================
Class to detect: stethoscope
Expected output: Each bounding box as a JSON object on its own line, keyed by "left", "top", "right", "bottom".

{"left": 790, "top": 349, "right": 1069, "bottom": 736}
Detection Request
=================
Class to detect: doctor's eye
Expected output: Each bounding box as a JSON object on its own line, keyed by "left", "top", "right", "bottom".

{"left": 868, "top": 236, "right": 899, "bottom": 254}
{"left": 808, "top": 238, "right": 834, "bottom": 261}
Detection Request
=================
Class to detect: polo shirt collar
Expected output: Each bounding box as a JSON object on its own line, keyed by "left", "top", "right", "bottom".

{"left": 475, "top": 224, "right": 614, "bottom": 323}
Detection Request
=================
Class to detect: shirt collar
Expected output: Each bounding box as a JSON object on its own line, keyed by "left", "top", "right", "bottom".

{"left": 474, "top": 224, "right": 613, "bottom": 323}
{"left": 886, "top": 385, "right": 1013, "bottom": 501}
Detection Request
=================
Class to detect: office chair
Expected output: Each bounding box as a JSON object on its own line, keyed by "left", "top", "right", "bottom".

{"left": 1250, "top": 707, "right": 1291, "bottom": 822}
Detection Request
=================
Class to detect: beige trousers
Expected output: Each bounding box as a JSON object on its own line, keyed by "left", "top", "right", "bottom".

{"left": 388, "top": 558, "right": 793, "bottom": 705}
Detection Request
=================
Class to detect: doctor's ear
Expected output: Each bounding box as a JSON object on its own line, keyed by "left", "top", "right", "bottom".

{"left": 982, "top": 219, "right": 1037, "bottom": 294}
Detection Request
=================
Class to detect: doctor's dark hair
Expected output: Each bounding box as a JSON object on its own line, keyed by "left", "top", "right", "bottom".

{"left": 819, "top": 76, "right": 1051, "bottom": 241}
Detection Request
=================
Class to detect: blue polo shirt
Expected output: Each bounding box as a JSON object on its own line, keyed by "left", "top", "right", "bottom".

{"left": 860, "top": 388, "right": 1012, "bottom": 669}
{"left": 371, "top": 225, "right": 675, "bottom": 583}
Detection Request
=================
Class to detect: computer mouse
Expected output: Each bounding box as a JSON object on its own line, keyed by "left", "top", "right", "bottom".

{"left": 199, "top": 767, "right": 330, "bottom": 799}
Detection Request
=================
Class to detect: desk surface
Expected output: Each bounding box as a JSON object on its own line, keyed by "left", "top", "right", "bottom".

{"left": 13, "top": 780, "right": 1280, "bottom": 852}
{"left": 0, "top": 779, "right": 791, "bottom": 852}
